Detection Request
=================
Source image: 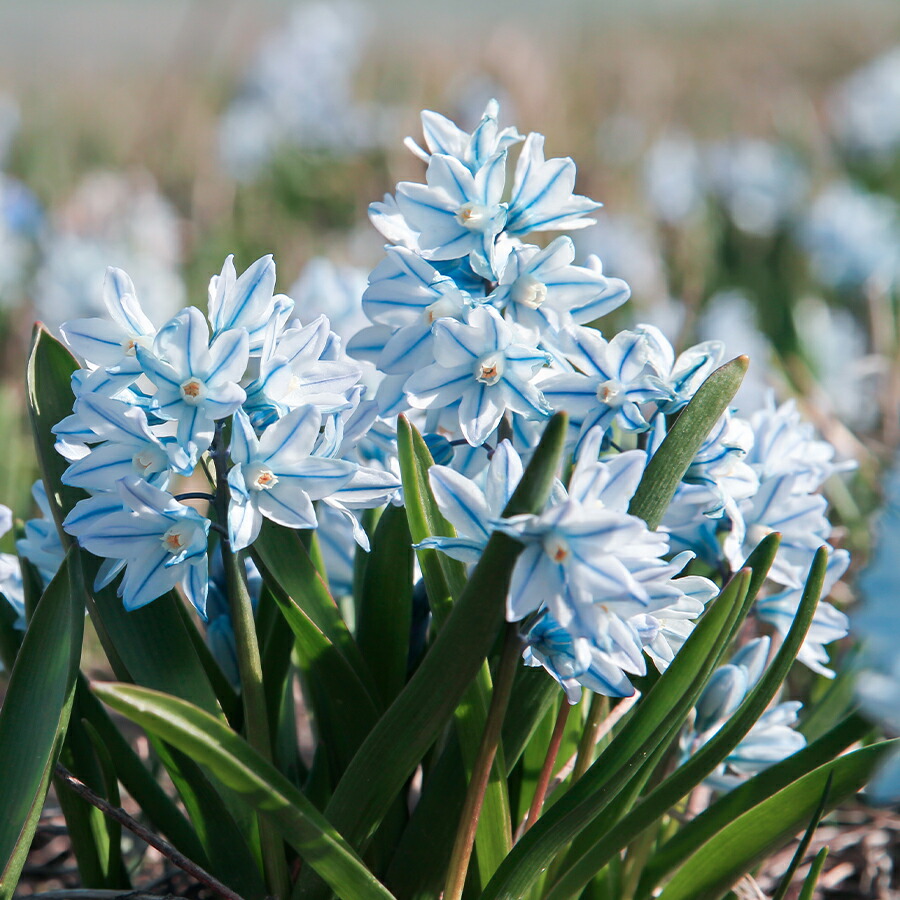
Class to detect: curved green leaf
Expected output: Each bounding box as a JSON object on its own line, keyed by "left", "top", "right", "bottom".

{"left": 543, "top": 547, "right": 828, "bottom": 899}
{"left": 397, "top": 417, "right": 512, "bottom": 886}
{"left": 0, "top": 548, "right": 83, "bottom": 899}
{"left": 656, "top": 740, "right": 897, "bottom": 900}
{"left": 636, "top": 712, "right": 871, "bottom": 898}
{"left": 252, "top": 519, "right": 373, "bottom": 685}
{"left": 93, "top": 682, "right": 396, "bottom": 900}
{"left": 479, "top": 567, "right": 753, "bottom": 900}
{"left": 292, "top": 413, "right": 566, "bottom": 900}
{"left": 629, "top": 356, "right": 748, "bottom": 529}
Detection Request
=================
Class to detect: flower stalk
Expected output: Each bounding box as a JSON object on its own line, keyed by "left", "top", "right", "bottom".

{"left": 521, "top": 699, "right": 571, "bottom": 834}
{"left": 444, "top": 624, "right": 522, "bottom": 900}
{"left": 211, "top": 422, "right": 289, "bottom": 899}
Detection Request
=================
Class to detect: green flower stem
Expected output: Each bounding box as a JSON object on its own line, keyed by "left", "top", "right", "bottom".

{"left": 212, "top": 425, "right": 289, "bottom": 899}
{"left": 522, "top": 699, "right": 570, "bottom": 834}
{"left": 572, "top": 693, "right": 608, "bottom": 782}
{"left": 443, "top": 624, "right": 521, "bottom": 900}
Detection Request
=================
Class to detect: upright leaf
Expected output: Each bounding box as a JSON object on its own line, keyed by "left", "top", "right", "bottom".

{"left": 356, "top": 504, "right": 414, "bottom": 706}
{"left": 479, "top": 568, "right": 753, "bottom": 900}
{"left": 0, "top": 549, "right": 84, "bottom": 899}
{"left": 656, "top": 741, "right": 897, "bottom": 900}
{"left": 397, "top": 417, "right": 512, "bottom": 885}
{"left": 293, "top": 413, "right": 567, "bottom": 900}
{"left": 629, "top": 356, "right": 748, "bottom": 529}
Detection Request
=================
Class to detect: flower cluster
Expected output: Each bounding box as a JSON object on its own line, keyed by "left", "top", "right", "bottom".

{"left": 42, "top": 103, "right": 852, "bottom": 793}
{"left": 680, "top": 637, "right": 805, "bottom": 792}
{"left": 367, "top": 104, "right": 853, "bottom": 734}
{"left": 55, "top": 255, "right": 399, "bottom": 616}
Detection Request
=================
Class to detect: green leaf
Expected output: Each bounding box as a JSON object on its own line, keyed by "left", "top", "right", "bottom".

{"left": 81, "top": 719, "right": 127, "bottom": 887}
{"left": 294, "top": 413, "right": 567, "bottom": 900}
{"left": 501, "top": 665, "right": 560, "bottom": 772}
{"left": 396, "top": 417, "right": 513, "bottom": 886}
{"left": 798, "top": 847, "right": 828, "bottom": 900}
{"left": 54, "top": 701, "right": 129, "bottom": 889}
{"left": 356, "top": 503, "right": 414, "bottom": 706}
{"left": 656, "top": 740, "right": 898, "bottom": 900}
{"left": 479, "top": 568, "right": 753, "bottom": 900}
{"left": 93, "top": 683, "right": 397, "bottom": 900}
{"left": 770, "top": 773, "right": 832, "bottom": 900}
{"left": 396, "top": 415, "right": 468, "bottom": 615}
{"left": 543, "top": 547, "right": 828, "bottom": 899}
{"left": 256, "top": 585, "right": 303, "bottom": 780}
{"left": 0, "top": 548, "right": 84, "bottom": 899}
{"left": 148, "top": 738, "right": 266, "bottom": 900}
{"left": 636, "top": 712, "right": 871, "bottom": 898}
{"left": 385, "top": 733, "right": 468, "bottom": 899}
{"left": 251, "top": 520, "right": 376, "bottom": 687}
{"left": 80, "top": 552, "right": 221, "bottom": 714}
{"left": 629, "top": 356, "right": 748, "bottom": 529}
{"left": 26, "top": 325, "right": 85, "bottom": 538}
{"left": 254, "top": 549, "right": 382, "bottom": 778}
{"left": 73, "top": 675, "right": 208, "bottom": 867}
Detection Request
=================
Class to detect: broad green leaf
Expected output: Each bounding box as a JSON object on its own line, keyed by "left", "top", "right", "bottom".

{"left": 74, "top": 675, "right": 207, "bottom": 866}
{"left": 543, "top": 547, "right": 828, "bottom": 899}
{"left": 479, "top": 568, "right": 753, "bottom": 900}
{"left": 94, "top": 683, "right": 396, "bottom": 900}
{"left": 397, "top": 418, "right": 513, "bottom": 886}
{"left": 293, "top": 413, "right": 567, "bottom": 900}
{"left": 636, "top": 712, "right": 871, "bottom": 898}
{"left": 80, "top": 552, "right": 220, "bottom": 714}
{"left": 149, "top": 738, "right": 266, "bottom": 900}
{"left": 252, "top": 520, "right": 375, "bottom": 688}
{"left": 629, "top": 356, "right": 748, "bottom": 529}
{"left": 356, "top": 503, "right": 414, "bottom": 706}
{"left": 254, "top": 553, "right": 382, "bottom": 778}
{"left": 656, "top": 740, "right": 897, "bottom": 900}
{"left": 0, "top": 548, "right": 83, "bottom": 899}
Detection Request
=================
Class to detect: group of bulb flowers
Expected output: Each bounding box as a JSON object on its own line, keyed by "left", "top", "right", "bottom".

{"left": 0, "top": 101, "right": 853, "bottom": 791}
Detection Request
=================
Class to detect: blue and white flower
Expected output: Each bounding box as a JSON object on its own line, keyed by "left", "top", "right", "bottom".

{"left": 405, "top": 305, "right": 552, "bottom": 447}
{"left": 227, "top": 407, "right": 357, "bottom": 552}
{"left": 137, "top": 307, "right": 249, "bottom": 471}
{"left": 65, "top": 477, "right": 210, "bottom": 615}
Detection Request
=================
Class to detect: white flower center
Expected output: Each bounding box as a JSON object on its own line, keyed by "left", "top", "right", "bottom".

{"left": 246, "top": 464, "right": 279, "bottom": 491}
{"left": 132, "top": 445, "right": 168, "bottom": 477}
{"left": 512, "top": 275, "right": 548, "bottom": 310}
{"left": 475, "top": 354, "right": 505, "bottom": 385}
{"left": 121, "top": 334, "right": 152, "bottom": 356}
{"left": 424, "top": 295, "right": 464, "bottom": 324}
{"left": 455, "top": 201, "right": 493, "bottom": 231}
{"left": 160, "top": 521, "right": 202, "bottom": 556}
{"left": 179, "top": 378, "right": 208, "bottom": 406}
{"left": 596, "top": 378, "right": 625, "bottom": 405}
{"left": 544, "top": 534, "right": 570, "bottom": 564}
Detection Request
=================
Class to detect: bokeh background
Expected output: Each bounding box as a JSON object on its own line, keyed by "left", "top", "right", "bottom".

{"left": 4, "top": 3, "right": 900, "bottom": 894}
